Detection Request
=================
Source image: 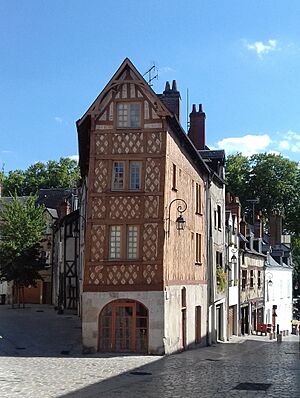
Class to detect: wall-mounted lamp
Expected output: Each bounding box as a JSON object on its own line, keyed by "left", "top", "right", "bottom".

{"left": 166, "top": 198, "right": 187, "bottom": 237}
{"left": 226, "top": 253, "right": 237, "bottom": 271}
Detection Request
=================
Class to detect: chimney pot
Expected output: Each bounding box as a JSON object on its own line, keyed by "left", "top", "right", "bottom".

{"left": 165, "top": 81, "right": 170, "bottom": 91}
{"left": 172, "top": 80, "right": 177, "bottom": 91}
{"left": 188, "top": 103, "right": 206, "bottom": 149}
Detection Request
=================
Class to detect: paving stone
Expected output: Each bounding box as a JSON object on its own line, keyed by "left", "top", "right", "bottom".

{"left": 0, "top": 305, "right": 299, "bottom": 397}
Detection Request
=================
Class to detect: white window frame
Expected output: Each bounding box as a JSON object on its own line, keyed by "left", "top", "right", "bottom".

{"left": 127, "top": 225, "right": 139, "bottom": 259}
{"left": 109, "top": 226, "right": 121, "bottom": 259}
{"left": 129, "top": 161, "right": 141, "bottom": 191}
{"left": 112, "top": 161, "right": 125, "bottom": 191}
{"left": 117, "top": 102, "right": 141, "bottom": 128}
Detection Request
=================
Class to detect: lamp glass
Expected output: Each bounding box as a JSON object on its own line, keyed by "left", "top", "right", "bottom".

{"left": 176, "top": 214, "right": 185, "bottom": 231}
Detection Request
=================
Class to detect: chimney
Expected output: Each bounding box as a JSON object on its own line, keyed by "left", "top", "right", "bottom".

{"left": 269, "top": 211, "right": 282, "bottom": 246}
{"left": 59, "top": 199, "right": 71, "bottom": 218}
{"left": 240, "top": 217, "right": 246, "bottom": 237}
{"left": 158, "top": 80, "right": 181, "bottom": 120}
{"left": 188, "top": 104, "right": 206, "bottom": 150}
{"left": 225, "top": 194, "right": 241, "bottom": 226}
{"left": 254, "top": 214, "right": 262, "bottom": 239}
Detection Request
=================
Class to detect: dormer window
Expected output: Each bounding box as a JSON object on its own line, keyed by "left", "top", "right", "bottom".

{"left": 117, "top": 103, "right": 141, "bottom": 128}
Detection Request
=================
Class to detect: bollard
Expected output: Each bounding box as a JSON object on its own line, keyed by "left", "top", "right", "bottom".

{"left": 269, "top": 332, "right": 273, "bottom": 340}
{"left": 282, "top": 330, "right": 285, "bottom": 337}
{"left": 277, "top": 333, "right": 282, "bottom": 343}
{"left": 286, "top": 330, "right": 289, "bottom": 336}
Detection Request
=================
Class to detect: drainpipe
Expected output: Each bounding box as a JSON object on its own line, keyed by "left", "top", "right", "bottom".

{"left": 205, "top": 173, "right": 212, "bottom": 346}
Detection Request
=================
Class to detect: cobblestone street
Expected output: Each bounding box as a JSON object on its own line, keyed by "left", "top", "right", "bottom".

{"left": 0, "top": 305, "right": 299, "bottom": 397}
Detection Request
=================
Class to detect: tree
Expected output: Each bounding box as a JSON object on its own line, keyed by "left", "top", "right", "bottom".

{"left": 0, "top": 195, "right": 47, "bottom": 307}
{"left": 225, "top": 153, "right": 250, "bottom": 207}
{"left": 226, "top": 153, "right": 300, "bottom": 295}
{"left": 225, "top": 153, "right": 300, "bottom": 234}
{"left": 2, "top": 157, "right": 80, "bottom": 196}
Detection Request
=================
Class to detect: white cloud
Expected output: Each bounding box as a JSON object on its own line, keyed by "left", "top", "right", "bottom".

{"left": 68, "top": 155, "right": 79, "bottom": 162}
{"left": 1, "top": 150, "right": 13, "bottom": 154}
{"left": 159, "top": 66, "right": 175, "bottom": 74}
{"left": 54, "top": 116, "right": 69, "bottom": 126}
{"left": 245, "top": 39, "right": 278, "bottom": 58}
{"left": 279, "top": 140, "right": 290, "bottom": 150}
{"left": 216, "top": 134, "right": 271, "bottom": 156}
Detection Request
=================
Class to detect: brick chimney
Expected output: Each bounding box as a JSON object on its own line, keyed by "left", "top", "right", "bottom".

{"left": 158, "top": 80, "right": 181, "bottom": 120}
{"left": 59, "top": 199, "right": 71, "bottom": 218}
{"left": 269, "top": 211, "right": 282, "bottom": 246}
{"left": 188, "top": 104, "right": 206, "bottom": 150}
{"left": 240, "top": 217, "right": 246, "bottom": 237}
{"left": 225, "top": 193, "right": 241, "bottom": 226}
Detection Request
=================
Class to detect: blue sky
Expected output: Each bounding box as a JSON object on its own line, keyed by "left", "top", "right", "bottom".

{"left": 1, "top": 0, "right": 300, "bottom": 172}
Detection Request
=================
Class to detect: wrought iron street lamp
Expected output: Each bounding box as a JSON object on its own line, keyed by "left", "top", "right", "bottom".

{"left": 166, "top": 198, "right": 187, "bottom": 237}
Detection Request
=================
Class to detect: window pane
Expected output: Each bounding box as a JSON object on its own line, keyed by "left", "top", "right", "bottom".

{"left": 112, "top": 161, "right": 125, "bottom": 190}
{"left": 130, "top": 161, "right": 141, "bottom": 190}
{"left": 117, "top": 103, "right": 128, "bottom": 127}
{"left": 127, "top": 225, "right": 138, "bottom": 259}
{"left": 110, "top": 226, "right": 121, "bottom": 258}
{"left": 130, "top": 104, "right": 140, "bottom": 128}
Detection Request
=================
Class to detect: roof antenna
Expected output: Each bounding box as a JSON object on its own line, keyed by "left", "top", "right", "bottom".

{"left": 186, "top": 88, "right": 190, "bottom": 133}
{"left": 143, "top": 62, "right": 158, "bottom": 86}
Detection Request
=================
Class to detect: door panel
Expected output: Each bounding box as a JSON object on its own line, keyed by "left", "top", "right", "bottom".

{"left": 99, "top": 300, "right": 148, "bottom": 353}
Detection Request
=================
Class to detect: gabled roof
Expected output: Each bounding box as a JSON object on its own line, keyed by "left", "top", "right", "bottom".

{"left": 77, "top": 58, "right": 171, "bottom": 125}
{"left": 76, "top": 58, "right": 211, "bottom": 178}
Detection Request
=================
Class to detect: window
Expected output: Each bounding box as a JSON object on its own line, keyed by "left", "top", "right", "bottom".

{"left": 172, "top": 163, "right": 177, "bottom": 190}
{"left": 127, "top": 226, "right": 138, "bottom": 259}
{"left": 117, "top": 103, "right": 141, "bottom": 128}
{"left": 217, "top": 205, "right": 222, "bottom": 230}
{"left": 112, "top": 161, "right": 125, "bottom": 190}
{"left": 214, "top": 210, "right": 217, "bottom": 229}
{"left": 258, "top": 271, "right": 261, "bottom": 289}
{"left": 109, "top": 225, "right": 139, "bottom": 260}
{"left": 111, "top": 160, "right": 142, "bottom": 191}
{"left": 109, "top": 226, "right": 121, "bottom": 259}
{"left": 216, "top": 251, "right": 223, "bottom": 268}
{"left": 195, "top": 233, "right": 202, "bottom": 264}
{"left": 250, "top": 270, "right": 254, "bottom": 288}
{"left": 242, "top": 270, "right": 247, "bottom": 291}
{"left": 129, "top": 161, "right": 141, "bottom": 190}
{"left": 195, "top": 183, "right": 202, "bottom": 214}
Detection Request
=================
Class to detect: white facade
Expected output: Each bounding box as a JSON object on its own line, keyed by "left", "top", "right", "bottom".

{"left": 264, "top": 258, "right": 293, "bottom": 333}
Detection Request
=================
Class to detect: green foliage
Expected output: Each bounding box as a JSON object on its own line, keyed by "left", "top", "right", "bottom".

{"left": 2, "top": 157, "right": 80, "bottom": 196}
{"left": 225, "top": 153, "right": 300, "bottom": 235}
{"left": 216, "top": 266, "right": 226, "bottom": 293}
{"left": 0, "top": 195, "right": 47, "bottom": 289}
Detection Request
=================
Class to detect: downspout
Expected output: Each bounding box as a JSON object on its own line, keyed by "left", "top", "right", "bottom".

{"left": 206, "top": 173, "right": 212, "bottom": 345}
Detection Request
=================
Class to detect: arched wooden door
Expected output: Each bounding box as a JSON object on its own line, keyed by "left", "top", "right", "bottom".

{"left": 99, "top": 299, "right": 148, "bottom": 353}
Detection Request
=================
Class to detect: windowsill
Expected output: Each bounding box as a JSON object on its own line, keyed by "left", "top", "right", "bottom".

{"left": 107, "top": 258, "right": 140, "bottom": 262}
{"left": 195, "top": 262, "right": 202, "bottom": 266}
{"left": 116, "top": 126, "right": 141, "bottom": 130}
{"left": 171, "top": 187, "right": 178, "bottom": 192}
{"left": 111, "top": 189, "right": 142, "bottom": 193}
{"left": 195, "top": 212, "right": 203, "bottom": 216}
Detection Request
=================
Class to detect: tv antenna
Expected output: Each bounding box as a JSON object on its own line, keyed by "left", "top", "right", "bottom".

{"left": 143, "top": 63, "right": 158, "bottom": 86}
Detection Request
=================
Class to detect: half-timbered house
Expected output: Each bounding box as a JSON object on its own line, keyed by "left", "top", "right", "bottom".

{"left": 77, "top": 59, "right": 210, "bottom": 354}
